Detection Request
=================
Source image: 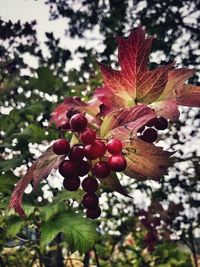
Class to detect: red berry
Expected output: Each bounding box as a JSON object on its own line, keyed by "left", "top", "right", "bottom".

{"left": 70, "top": 114, "right": 87, "bottom": 132}
{"left": 82, "top": 177, "right": 98, "bottom": 193}
{"left": 82, "top": 193, "right": 99, "bottom": 209}
{"left": 107, "top": 139, "right": 122, "bottom": 155}
{"left": 108, "top": 155, "right": 127, "bottom": 172}
{"left": 86, "top": 206, "right": 101, "bottom": 219}
{"left": 84, "top": 140, "right": 106, "bottom": 160}
{"left": 154, "top": 117, "right": 168, "bottom": 130}
{"left": 93, "top": 161, "right": 111, "bottom": 179}
{"left": 59, "top": 160, "right": 77, "bottom": 178}
{"left": 80, "top": 128, "right": 96, "bottom": 145}
{"left": 146, "top": 117, "right": 157, "bottom": 127}
{"left": 53, "top": 139, "right": 70, "bottom": 155}
{"left": 139, "top": 128, "right": 158, "bottom": 143}
{"left": 63, "top": 176, "right": 80, "bottom": 191}
{"left": 68, "top": 145, "right": 85, "bottom": 161}
{"left": 76, "top": 160, "right": 90, "bottom": 177}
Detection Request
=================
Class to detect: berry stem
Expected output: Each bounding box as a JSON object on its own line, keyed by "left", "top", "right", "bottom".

{"left": 89, "top": 160, "right": 94, "bottom": 175}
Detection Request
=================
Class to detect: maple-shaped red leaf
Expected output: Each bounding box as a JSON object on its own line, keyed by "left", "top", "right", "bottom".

{"left": 95, "top": 27, "right": 200, "bottom": 119}
{"left": 122, "top": 139, "right": 173, "bottom": 181}
{"left": 150, "top": 68, "right": 200, "bottom": 120}
{"left": 9, "top": 146, "right": 64, "bottom": 217}
{"left": 50, "top": 97, "right": 100, "bottom": 128}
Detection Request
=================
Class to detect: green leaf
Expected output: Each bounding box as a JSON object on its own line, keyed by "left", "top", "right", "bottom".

{"left": 5, "top": 215, "right": 25, "bottom": 238}
{"left": 0, "top": 156, "right": 24, "bottom": 172}
{"left": 40, "top": 212, "right": 99, "bottom": 253}
{"left": 0, "top": 171, "right": 19, "bottom": 194}
{"left": 38, "top": 203, "right": 65, "bottom": 222}
{"left": 29, "top": 67, "right": 65, "bottom": 94}
{"left": 13, "top": 124, "right": 46, "bottom": 143}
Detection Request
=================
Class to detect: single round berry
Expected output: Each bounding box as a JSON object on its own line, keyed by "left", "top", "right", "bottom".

{"left": 82, "top": 193, "right": 99, "bottom": 209}
{"left": 82, "top": 177, "right": 98, "bottom": 193}
{"left": 139, "top": 128, "right": 158, "bottom": 143}
{"left": 63, "top": 176, "right": 80, "bottom": 191}
{"left": 61, "top": 120, "right": 71, "bottom": 130}
{"left": 53, "top": 139, "right": 70, "bottom": 155}
{"left": 84, "top": 140, "right": 106, "bottom": 160}
{"left": 86, "top": 206, "right": 101, "bottom": 219}
{"left": 108, "top": 155, "right": 127, "bottom": 172}
{"left": 154, "top": 117, "right": 168, "bottom": 130}
{"left": 70, "top": 113, "right": 87, "bottom": 132}
{"left": 93, "top": 161, "right": 111, "bottom": 179}
{"left": 76, "top": 160, "right": 90, "bottom": 177}
{"left": 107, "top": 139, "right": 122, "bottom": 155}
{"left": 80, "top": 128, "right": 96, "bottom": 145}
{"left": 59, "top": 160, "right": 77, "bottom": 178}
{"left": 68, "top": 145, "right": 85, "bottom": 161}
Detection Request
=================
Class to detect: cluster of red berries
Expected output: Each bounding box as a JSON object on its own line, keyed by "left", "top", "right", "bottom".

{"left": 137, "top": 116, "right": 168, "bottom": 143}
{"left": 52, "top": 112, "right": 127, "bottom": 219}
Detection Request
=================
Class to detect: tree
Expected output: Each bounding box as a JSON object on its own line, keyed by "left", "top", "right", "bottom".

{"left": 0, "top": 1, "right": 200, "bottom": 266}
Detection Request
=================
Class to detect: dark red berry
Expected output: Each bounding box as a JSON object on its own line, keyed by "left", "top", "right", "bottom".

{"left": 70, "top": 114, "right": 87, "bottom": 132}
{"left": 59, "top": 160, "right": 77, "bottom": 178}
{"left": 93, "top": 161, "right": 111, "bottom": 179}
{"left": 146, "top": 117, "right": 157, "bottom": 127}
{"left": 86, "top": 206, "right": 101, "bottom": 219}
{"left": 154, "top": 117, "right": 168, "bottom": 130}
{"left": 139, "top": 128, "right": 158, "bottom": 143}
{"left": 80, "top": 128, "right": 96, "bottom": 145}
{"left": 53, "top": 139, "right": 70, "bottom": 155}
{"left": 82, "top": 193, "right": 99, "bottom": 209}
{"left": 61, "top": 120, "right": 71, "bottom": 130}
{"left": 63, "top": 176, "right": 80, "bottom": 191}
{"left": 107, "top": 139, "right": 122, "bottom": 155}
{"left": 84, "top": 140, "right": 106, "bottom": 160}
{"left": 82, "top": 177, "right": 98, "bottom": 193}
{"left": 76, "top": 160, "right": 90, "bottom": 177}
{"left": 68, "top": 145, "right": 85, "bottom": 161}
{"left": 108, "top": 155, "right": 127, "bottom": 172}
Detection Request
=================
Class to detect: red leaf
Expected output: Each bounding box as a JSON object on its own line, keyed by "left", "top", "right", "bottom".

{"left": 9, "top": 146, "right": 64, "bottom": 217}
{"left": 123, "top": 139, "right": 173, "bottom": 181}
{"left": 150, "top": 99, "right": 180, "bottom": 121}
{"left": 176, "top": 84, "right": 200, "bottom": 107}
{"left": 95, "top": 27, "right": 200, "bottom": 119}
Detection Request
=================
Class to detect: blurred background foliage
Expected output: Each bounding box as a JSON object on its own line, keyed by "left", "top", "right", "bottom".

{"left": 0, "top": 0, "right": 200, "bottom": 266}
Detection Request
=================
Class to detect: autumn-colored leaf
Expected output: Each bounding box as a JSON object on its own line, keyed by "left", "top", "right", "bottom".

{"left": 9, "top": 146, "right": 64, "bottom": 217}
{"left": 100, "top": 104, "right": 156, "bottom": 139}
{"left": 95, "top": 27, "right": 200, "bottom": 120}
{"left": 122, "top": 139, "right": 173, "bottom": 181}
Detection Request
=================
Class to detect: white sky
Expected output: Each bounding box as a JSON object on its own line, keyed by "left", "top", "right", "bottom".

{"left": 0, "top": 0, "right": 105, "bottom": 69}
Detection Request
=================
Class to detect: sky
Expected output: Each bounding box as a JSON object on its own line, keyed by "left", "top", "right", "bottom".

{"left": 0, "top": 0, "right": 104, "bottom": 70}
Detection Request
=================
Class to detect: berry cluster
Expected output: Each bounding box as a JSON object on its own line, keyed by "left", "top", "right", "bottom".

{"left": 52, "top": 112, "right": 127, "bottom": 219}
{"left": 137, "top": 116, "right": 168, "bottom": 143}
